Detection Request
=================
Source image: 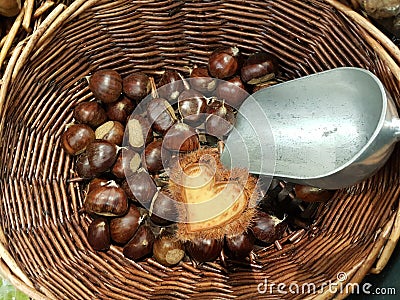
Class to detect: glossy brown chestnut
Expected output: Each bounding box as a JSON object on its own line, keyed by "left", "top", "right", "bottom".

{"left": 252, "top": 211, "right": 287, "bottom": 244}
{"left": 123, "top": 72, "right": 151, "bottom": 101}
{"left": 76, "top": 152, "right": 95, "bottom": 179}
{"left": 89, "top": 69, "right": 122, "bottom": 103}
{"left": 143, "top": 140, "right": 166, "bottom": 173}
{"left": 73, "top": 101, "right": 107, "bottom": 127}
{"left": 190, "top": 67, "right": 217, "bottom": 94}
{"left": 95, "top": 121, "right": 125, "bottom": 146}
{"left": 110, "top": 205, "right": 141, "bottom": 244}
{"left": 157, "top": 70, "right": 184, "bottom": 102}
{"left": 205, "top": 101, "right": 236, "bottom": 138}
{"left": 126, "top": 169, "right": 158, "bottom": 206}
{"left": 84, "top": 183, "right": 128, "bottom": 217}
{"left": 123, "top": 225, "right": 155, "bottom": 260}
{"left": 106, "top": 97, "right": 135, "bottom": 124}
{"left": 186, "top": 238, "right": 223, "bottom": 263}
{"left": 126, "top": 115, "right": 154, "bottom": 152}
{"left": 112, "top": 149, "right": 141, "bottom": 179}
{"left": 241, "top": 52, "right": 278, "bottom": 84}
{"left": 146, "top": 98, "right": 177, "bottom": 135}
{"left": 61, "top": 124, "right": 95, "bottom": 156}
{"left": 225, "top": 231, "right": 255, "bottom": 259}
{"left": 88, "top": 178, "right": 110, "bottom": 193}
{"left": 178, "top": 89, "right": 207, "bottom": 126}
{"left": 153, "top": 235, "right": 185, "bottom": 267}
{"left": 87, "top": 218, "right": 111, "bottom": 251}
{"left": 150, "top": 190, "right": 178, "bottom": 225}
{"left": 86, "top": 140, "right": 118, "bottom": 174}
{"left": 208, "top": 46, "right": 240, "bottom": 79}
{"left": 294, "top": 185, "right": 334, "bottom": 202}
{"left": 163, "top": 123, "right": 199, "bottom": 152}
{"left": 216, "top": 76, "right": 248, "bottom": 109}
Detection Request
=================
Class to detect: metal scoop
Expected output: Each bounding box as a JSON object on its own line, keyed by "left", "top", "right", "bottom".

{"left": 221, "top": 67, "right": 400, "bottom": 189}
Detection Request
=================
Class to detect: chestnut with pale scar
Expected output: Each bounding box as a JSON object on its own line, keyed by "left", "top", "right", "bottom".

{"left": 168, "top": 148, "right": 259, "bottom": 241}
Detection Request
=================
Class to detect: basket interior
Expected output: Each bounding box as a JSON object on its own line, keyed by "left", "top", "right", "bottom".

{"left": 1, "top": 0, "right": 400, "bottom": 299}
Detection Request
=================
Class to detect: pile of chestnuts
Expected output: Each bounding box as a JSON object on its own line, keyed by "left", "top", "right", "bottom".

{"left": 62, "top": 46, "right": 335, "bottom": 267}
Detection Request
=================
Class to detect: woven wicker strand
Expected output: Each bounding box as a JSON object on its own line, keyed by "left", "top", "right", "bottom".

{"left": 1, "top": 1, "right": 400, "bottom": 299}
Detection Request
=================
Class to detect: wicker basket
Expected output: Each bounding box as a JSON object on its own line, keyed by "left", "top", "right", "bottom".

{"left": 1, "top": 0, "right": 400, "bottom": 299}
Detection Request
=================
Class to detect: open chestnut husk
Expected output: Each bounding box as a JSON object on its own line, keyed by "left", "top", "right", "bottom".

{"left": 178, "top": 89, "right": 207, "bottom": 126}
{"left": 123, "top": 72, "right": 151, "bottom": 102}
{"left": 146, "top": 98, "right": 177, "bottom": 135}
{"left": 110, "top": 205, "right": 141, "bottom": 244}
{"left": 163, "top": 123, "right": 199, "bottom": 153}
{"left": 74, "top": 101, "right": 107, "bottom": 127}
{"left": 61, "top": 124, "right": 95, "bottom": 156}
{"left": 216, "top": 76, "right": 248, "bottom": 109}
{"left": 241, "top": 52, "right": 278, "bottom": 85}
{"left": 86, "top": 140, "right": 118, "bottom": 174}
{"left": 123, "top": 225, "right": 155, "bottom": 260}
{"left": 89, "top": 69, "right": 122, "bottom": 103}
{"left": 186, "top": 238, "right": 223, "bottom": 263}
{"left": 95, "top": 121, "right": 125, "bottom": 146}
{"left": 87, "top": 218, "right": 111, "bottom": 251}
{"left": 84, "top": 182, "right": 128, "bottom": 217}
{"left": 153, "top": 234, "right": 185, "bottom": 267}
{"left": 252, "top": 211, "right": 287, "bottom": 244}
{"left": 208, "top": 46, "right": 240, "bottom": 79}
{"left": 126, "top": 115, "right": 153, "bottom": 152}
{"left": 225, "top": 231, "right": 255, "bottom": 259}
{"left": 157, "top": 70, "right": 184, "bottom": 102}
{"left": 106, "top": 97, "right": 135, "bottom": 124}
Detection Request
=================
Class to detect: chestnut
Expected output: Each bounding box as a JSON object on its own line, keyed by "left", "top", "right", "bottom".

{"left": 186, "top": 238, "right": 223, "bottom": 263}
{"left": 61, "top": 124, "right": 95, "bottom": 156}
{"left": 150, "top": 190, "right": 178, "bottom": 225}
{"left": 146, "top": 98, "right": 177, "bottom": 135}
{"left": 106, "top": 97, "right": 135, "bottom": 124}
{"left": 252, "top": 211, "right": 287, "bottom": 244}
{"left": 190, "top": 67, "right": 217, "bottom": 95}
{"left": 153, "top": 235, "right": 185, "bottom": 267}
{"left": 178, "top": 89, "right": 207, "bottom": 126}
{"left": 125, "top": 169, "right": 157, "bottom": 207}
{"left": 73, "top": 101, "right": 107, "bottom": 127}
{"left": 294, "top": 185, "right": 334, "bottom": 202}
{"left": 86, "top": 140, "right": 118, "bottom": 174}
{"left": 110, "top": 205, "right": 141, "bottom": 244}
{"left": 76, "top": 152, "right": 96, "bottom": 179}
{"left": 208, "top": 46, "right": 240, "bottom": 79}
{"left": 225, "top": 231, "right": 255, "bottom": 259}
{"left": 123, "top": 225, "right": 155, "bottom": 260}
{"left": 205, "top": 101, "right": 236, "bottom": 138}
{"left": 241, "top": 52, "right": 278, "bottom": 85}
{"left": 95, "top": 121, "right": 125, "bottom": 146}
{"left": 163, "top": 123, "right": 199, "bottom": 153}
{"left": 123, "top": 72, "right": 151, "bottom": 102}
{"left": 126, "top": 115, "right": 153, "bottom": 152}
{"left": 87, "top": 218, "right": 111, "bottom": 251}
{"left": 111, "top": 149, "right": 141, "bottom": 179}
{"left": 89, "top": 69, "right": 122, "bottom": 103}
{"left": 87, "top": 178, "right": 110, "bottom": 193}
{"left": 157, "top": 70, "right": 184, "bottom": 102}
{"left": 216, "top": 76, "right": 248, "bottom": 109}
{"left": 143, "top": 140, "right": 164, "bottom": 173}
{"left": 84, "top": 182, "right": 128, "bottom": 217}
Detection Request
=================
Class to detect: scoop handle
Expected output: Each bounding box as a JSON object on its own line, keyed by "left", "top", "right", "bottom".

{"left": 389, "top": 118, "right": 400, "bottom": 141}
